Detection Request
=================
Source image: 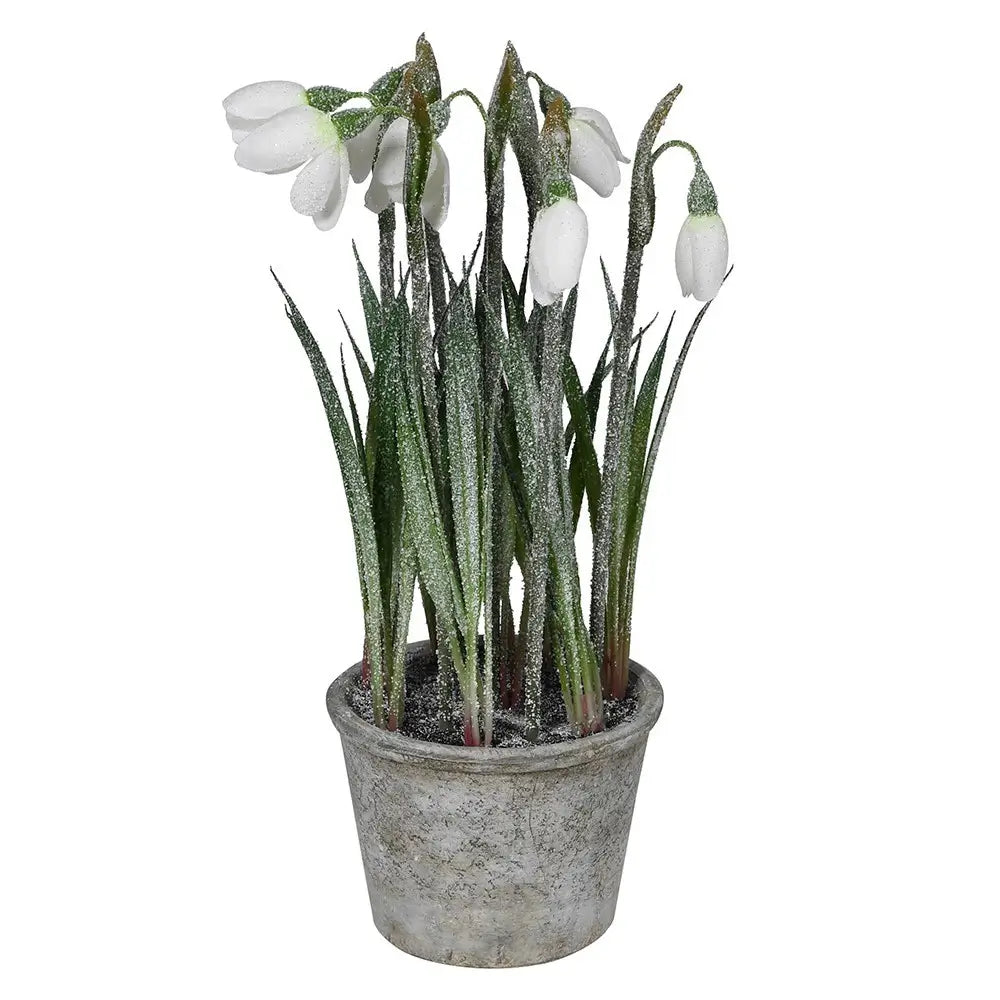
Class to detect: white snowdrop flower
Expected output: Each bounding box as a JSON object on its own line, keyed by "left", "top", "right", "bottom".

{"left": 568, "top": 107, "right": 629, "bottom": 198}
{"left": 674, "top": 212, "right": 729, "bottom": 301}
{"left": 364, "top": 118, "right": 451, "bottom": 230}
{"left": 223, "top": 81, "right": 307, "bottom": 143}
{"left": 345, "top": 116, "right": 383, "bottom": 183}
{"left": 233, "top": 105, "right": 351, "bottom": 230}
{"left": 528, "top": 197, "right": 589, "bottom": 306}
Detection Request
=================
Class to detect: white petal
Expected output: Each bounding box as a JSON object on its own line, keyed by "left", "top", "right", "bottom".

{"left": 290, "top": 143, "right": 348, "bottom": 216}
{"left": 226, "top": 112, "right": 260, "bottom": 134}
{"left": 568, "top": 120, "right": 621, "bottom": 198}
{"left": 572, "top": 107, "right": 629, "bottom": 163}
{"left": 421, "top": 142, "right": 450, "bottom": 230}
{"left": 529, "top": 255, "right": 560, "bottom": 306}
{"left": 223, "top": 81, "right": 306, "bottom": 122}
{"left": 313, "top": 156, "right": 351, "bottom": 231}
{"left": 371, "top": 118, "right": 409, "bottom": 188}
{"left": 686, "top": 213, "right": 729, "bottom": 301}
{"left": 231, "top": 128, "right": 250, "bottom": 144}
{"left": 674, "top": 218, "right": 695, "bottom": 297}
{"left": 528, "top": 198, "right": 588, "bottom": 304}
{"left": 234, "top": 106, "right": 337, "bottom": 173}
{"left": 364, "top": 178, "right": 392, "bottom": 216}
{"left": 346, "top": 116, "right": 383, "bottom": 183}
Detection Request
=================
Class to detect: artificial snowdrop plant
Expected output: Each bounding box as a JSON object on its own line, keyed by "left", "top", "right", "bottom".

{"left": 223, "top": 35, "right": 729, "bottom": 741}
{"left": 223, "top": 33, "right": 733, "bottom": 969}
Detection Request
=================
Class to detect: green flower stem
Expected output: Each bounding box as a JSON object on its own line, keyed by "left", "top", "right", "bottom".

{"left": 377, "top": 208, "right": 395, "bottom": 306}
{"left": 402, "top": 91, "right": 442, "bottom": 479}
{"left": 368, "top": 103, "right": 411, "bottom": 120}
{"left": 426, "top": 226, "right": 448, "bottom": 336}
{"left": 652, "top": 139, "right": 719, "bottom": 215}
{"left": 651, "top": 138, "right": 699, "bottom": 165}
{"left": 445, "top": 88, "right": 488, "bottom": 122}
{"left": 306, "top": 87, "right": 373, "bottom": 112}
{"left": 522, "top": 303, "right": 566, "bottom": 738}
{"left": 589, "top": 84, "right": 682, "bottom": 666}
{"left": 524, "top": 70, "right": 564, "bottom": 114}
{"left": 482, "top": 45, "right": 532, "bottom": 700}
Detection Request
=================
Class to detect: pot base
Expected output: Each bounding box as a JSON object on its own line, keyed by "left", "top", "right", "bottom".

{"left": 328, "top": 645, "right": 663, "bottom": 968}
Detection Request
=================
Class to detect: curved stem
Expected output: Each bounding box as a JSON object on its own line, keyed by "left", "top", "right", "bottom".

{"left": 652, "top": 138, "right": 702, "bottom": 167}
{"left": 445, "top": 88, "right": 487, "bottom": 122}
{"left": 370, "top": 103, "right": 412, "bottom": 120}
{"left": 652, "top": 138, "right": 718, "bottom": 215}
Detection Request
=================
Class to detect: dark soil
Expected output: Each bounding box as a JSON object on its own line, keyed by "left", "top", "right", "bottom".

{"left": 346, "top": 645, "right": 639, "bottom": 747}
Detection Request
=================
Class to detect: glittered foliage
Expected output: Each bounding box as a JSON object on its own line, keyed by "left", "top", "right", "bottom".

{"left": 250, "top": 35, "right": 730, "bottom": 745}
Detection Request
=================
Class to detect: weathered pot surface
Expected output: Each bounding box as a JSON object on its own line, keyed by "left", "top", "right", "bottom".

{"left": 327, "top": 645, "right": 664, "bottom": 968}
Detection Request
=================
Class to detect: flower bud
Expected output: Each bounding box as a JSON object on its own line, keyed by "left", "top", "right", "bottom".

{"left": 674, "top": 158, "right": 727, "bottom": 300}
{"left": 528, "top": 197, "right": 589, "bottom": 306}
{"left": 674, "top": 211, "right": 728, "bottom": 301}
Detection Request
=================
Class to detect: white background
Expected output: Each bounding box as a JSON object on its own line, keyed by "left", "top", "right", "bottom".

{"left": 2, "top": 1, "right": 998, "bottom": 996}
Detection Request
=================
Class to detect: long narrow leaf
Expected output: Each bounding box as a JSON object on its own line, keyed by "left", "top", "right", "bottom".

{"left": 623, "top": 298, "right": 716, "bottom": 629}
{"left": 339, "top": 346, "right": 367, "bottom": 471}
{"left": 272, "top": 271, "right": 386, "bottom": 725}
{"left": 563, "top": 356, "right": 602, "bottom": 530}
{"left": 338, "top": 311, "right": 372, "bottom": 395}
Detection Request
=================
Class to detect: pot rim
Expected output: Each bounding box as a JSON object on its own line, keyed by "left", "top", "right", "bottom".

{"left": 327, "top": 641, "right": 663, "bottom": 774}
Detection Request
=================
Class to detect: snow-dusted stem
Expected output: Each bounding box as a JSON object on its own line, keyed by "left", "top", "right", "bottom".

{"left": 589, "top": 85, "right": 682, "bottom": 662}
{"left": 377, "top": 207, "right": 395, "bottom": 306}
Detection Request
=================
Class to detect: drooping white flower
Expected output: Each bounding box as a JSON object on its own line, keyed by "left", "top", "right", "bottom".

{"left": 568, "top": 107, "right": 629, "bottom": 198}
{"left": 345, "top": 116, "right": 383, "bottom": 183}
{"left": 223, "top": 81, "right": 307, "bottom": 143}
{"left": 233, "top": 104, "right": 351, "bottom": 230}
{"left": 674, "top": 212, "right": 729, "bottom": 301}
{"left": 364, "top": 118, "right": 451, "bottom": 230}
{"left": 528, "top": 198, "right": 589, "bottom": 306}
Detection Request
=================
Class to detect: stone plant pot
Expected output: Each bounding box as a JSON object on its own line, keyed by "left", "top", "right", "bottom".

{"left": 326, "top": 645, "right": 664, "bottom": 967}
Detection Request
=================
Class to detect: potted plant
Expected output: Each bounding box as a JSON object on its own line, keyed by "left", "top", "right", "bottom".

{"left": 222, "top": 34, "right": 730, "bottom": 967}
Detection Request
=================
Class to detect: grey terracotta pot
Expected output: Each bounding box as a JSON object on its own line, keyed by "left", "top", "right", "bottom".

{"left": 326, "top": 646, "right": 663, "bottom": 967}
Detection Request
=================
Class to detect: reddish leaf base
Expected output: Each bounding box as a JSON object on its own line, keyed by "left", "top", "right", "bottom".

{"left": 463, "top": 710, "right": 482, "bottom": 747}
{"left": 579, "top": 692, "right": 606, "bottom": 736}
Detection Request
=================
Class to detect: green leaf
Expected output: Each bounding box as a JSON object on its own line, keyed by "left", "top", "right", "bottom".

{"left": 338, "top": 311, "right": 372, "bottom": 396}
{"left": 396, "top": 321, "right": 467, "bottom": 631}
{"left": 623, "top": 299, "right": 715, "bottom": 629}
{"left": 272, "top": 271, "right": 386, "bottom": 726}
{"left": 352, "top": 244, "right": 383, "bottom": 364}
{"left": 563, "top": 356, "right": 601, "bottom": 531}
{"left": 305, "top": 86, "right": 354, "bottom": 113}
{"left": 414, "top": 34, "right": 442, "bottom": 103}
{"left": 339, "top": 345, "right": 367, "bottom": 471}
{"left": 493, "top": 43, "right": 541, "bottom": 218}
{"left": 606, "top": 371, "right": 636, "bottom": 645}
{"left": 627, "top": 317, "right": 673, "bottom": 522}
{"left": 496, "top": 309, "right": 542, "bottom": 498}
{"left": 369, "top": 64, "right": 407, "bottom": 105}
{"left": 562, "top": 286, "right": 578, "bottom": 355}
{"left": 600, "top": 258, "right": 620, "bottom": 330}
{"left": 442, "top": 281, "right": 484, "bottom": 623}
{"left": 495, "top": 383, "right": 531, "bottom": 541}
{"left": 501, "top": 263, "right": 526, "bottom": 341}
